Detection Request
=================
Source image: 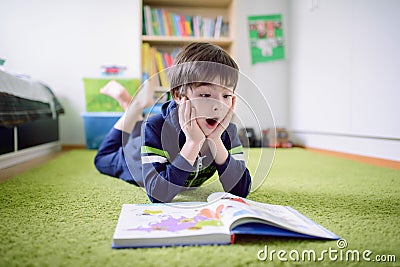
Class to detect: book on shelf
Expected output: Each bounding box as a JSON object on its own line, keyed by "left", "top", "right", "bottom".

{"left": 142, "top": 5, "right": 229, "bottom": 38}
{"left": 112, "top": 192, "right": 339, "bottom": 248}
{"left": 154, "top": 51, "right": 169, "bottom": 88}
{"left": 142, "top": 43, "right": 180, "bottom": 103}
{"left": 214, "top": 15, "right": 223, "bottom": 38}
{"left": 153, "top": 8, "right": 164, "bottom": 36}
{"left": 161, "top": 9, "right": 173, "bottom": 36}
{"left": 200, "top": 17, "right": 215, "bottom": 38}
{"left": 143, "top": 5, "right": 154, "bottom": 36}
{"left": 183, "top": 15, "right": 193, "bottom": 37}
{"left": 141, "top": 43, "right": 151, "bottom": 81}
{"left": 141, "top": 43, "right": 180, "bottom": 89}
{"left": 192, "top": 15, "right": 201, "bottom": 38}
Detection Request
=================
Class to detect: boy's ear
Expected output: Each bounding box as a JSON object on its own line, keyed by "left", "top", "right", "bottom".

{"left": 172, "top": 89, "right": 186, "bottom": 104}
{"left": 172, "top": 92, "right": 182, "bottom": 104}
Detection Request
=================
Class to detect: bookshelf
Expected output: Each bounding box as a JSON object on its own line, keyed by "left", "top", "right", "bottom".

{"left": 140, "top": 0, "right": 235, "bottom": 74}
{"left": 140, "top": 0, "right": 236, "bottom": 103}
{"left": 140, "top": 0, "right": 235, "bottom": 63}
{"left": 141, "top": 35, "right": 233, "bottom": 48}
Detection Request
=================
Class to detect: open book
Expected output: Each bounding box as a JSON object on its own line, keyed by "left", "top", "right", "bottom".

{"left": 112, "top": 192, "right": 339, "bottom": 248}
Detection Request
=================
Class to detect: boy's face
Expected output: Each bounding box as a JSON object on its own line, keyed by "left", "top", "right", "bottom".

{"left": 182, "top": 83, "right": 235, "bottom": 136}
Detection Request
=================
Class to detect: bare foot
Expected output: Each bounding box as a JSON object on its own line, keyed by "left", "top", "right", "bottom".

{"left": 100, "top": 80, "right": 132, "bottom": 110}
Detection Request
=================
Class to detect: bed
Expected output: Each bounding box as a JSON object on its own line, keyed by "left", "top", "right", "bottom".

{"left": 0, "top": 70, "right": 64, "bottom": 169}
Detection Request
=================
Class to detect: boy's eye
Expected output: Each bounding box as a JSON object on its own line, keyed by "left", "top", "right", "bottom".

{"left": 200, "top": 94, "right": 211, "bottom": 97}
{"left": 223, "top": 94, "right": 233, "bottom": 99}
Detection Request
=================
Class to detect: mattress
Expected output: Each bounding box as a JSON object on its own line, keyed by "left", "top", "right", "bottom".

{"left": 0, "top": 70, "right": 64, "bottom": 126}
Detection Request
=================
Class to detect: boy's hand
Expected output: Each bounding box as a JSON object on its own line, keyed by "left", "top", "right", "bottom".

{"left": 206, "top": 96, "right": 236, "bottom": 165}
{"left": 207, "top": 95, "right": 236, "bottom": 141}
{"left": 178, "top": 97, "right": 206, "bottom": 166}
{"left": 178, "top": 97, "right": 206, "bottom": 144}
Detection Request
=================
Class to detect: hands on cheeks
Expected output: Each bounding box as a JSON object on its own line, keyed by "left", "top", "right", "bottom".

{"left": 178, "top": 96, "right": 236, "bottom": 166}
{"left": 178, "top": 97, "right": 206, "bottom": 145}
{"left": 178, "top": 96, "right": 236, "bottom": 141}
{"left": 178, "top": 96, "right": 236, "bottom": 142}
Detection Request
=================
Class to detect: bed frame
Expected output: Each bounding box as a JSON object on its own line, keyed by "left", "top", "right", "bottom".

{"left": 0, "top": 114, "right": 61, "bottom": 169}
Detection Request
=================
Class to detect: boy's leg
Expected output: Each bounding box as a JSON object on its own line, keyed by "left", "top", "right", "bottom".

{"left": 108, "top": 80, "right": 154, "bottom": 133}
{"left": 95, "top": 80, "right": 154, "bottom": 182}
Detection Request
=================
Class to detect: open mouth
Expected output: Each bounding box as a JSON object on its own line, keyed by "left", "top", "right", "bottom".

{"left": 206, "top": 118, "right": 218, "bottom": 127}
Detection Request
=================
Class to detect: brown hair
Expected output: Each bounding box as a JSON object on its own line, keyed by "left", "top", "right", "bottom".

{"left": 168, "top": 42, "right": 239, "bottom": 99}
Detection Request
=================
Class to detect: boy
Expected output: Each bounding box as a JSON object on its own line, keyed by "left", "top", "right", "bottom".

{"left": 95, "top": 42, "right": 251, "bottom": 203}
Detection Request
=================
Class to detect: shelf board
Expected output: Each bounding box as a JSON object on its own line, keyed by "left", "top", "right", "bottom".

{"left": 144, "top": 0, "right": 231, "bottom": 8}
{"left": 141, "top": 35, "right": 233, "bottom": 46}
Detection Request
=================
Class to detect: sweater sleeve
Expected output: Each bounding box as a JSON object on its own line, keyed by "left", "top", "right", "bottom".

{"left": 214, "top": 124, "right": 252, "bottom": 198}
{"left": 141, "top": 120, "right": 194, "bottom": 203}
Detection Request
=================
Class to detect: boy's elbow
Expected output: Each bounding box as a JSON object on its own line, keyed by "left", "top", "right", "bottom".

{"left": 229, "top": 176, "right": 251, "bottom": 198}
{"left": 94, "top": 153, "right": 114, "bottom": 177}
{"left": 94, "top": 154, "right": 102, "bottom": 173}
{"left": 144, "top": 180, "right": 178, "bottom": 203}
{"left": 147, "top": 194, "right": 165, "bottom": 203}
{"left": 229, "top": 188, "right": 249, "bottom": 199}
{"left": 146, "top": 188, "right": 175, "bottom": 203}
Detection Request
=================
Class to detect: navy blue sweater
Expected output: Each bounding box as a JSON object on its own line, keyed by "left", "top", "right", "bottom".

{"left": 95, "top": 100, "right": 251, "bottom": 203}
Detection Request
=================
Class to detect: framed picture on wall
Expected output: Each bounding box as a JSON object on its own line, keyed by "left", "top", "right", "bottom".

{"left": 248, "top": 14, "right": 285, "bottom": 64}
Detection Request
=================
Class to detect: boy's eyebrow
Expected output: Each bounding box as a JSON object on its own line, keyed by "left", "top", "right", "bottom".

{"left": 196, "top": 82, "right": 213, "bottom": 87}
{"left": 196, "top": 82, "right": 233, "bottom": 89}
{"left": 198, "top": 83, "right": 234, "bottom": 92}
{"left": 192, "top": 82, "right": 234, "bottom": 93}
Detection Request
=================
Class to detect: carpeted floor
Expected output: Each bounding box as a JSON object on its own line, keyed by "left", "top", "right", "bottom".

{"left": 0, "top": 148, "right": 399, "bottom": 266}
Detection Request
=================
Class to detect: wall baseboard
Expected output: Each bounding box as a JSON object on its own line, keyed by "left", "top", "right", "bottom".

{"left": 0, "top": 142, "right": 61, "bottom": 169}
{"left": 305, "top": 147, "right": 400, "bottom": 170}
{"left": 61, "top": 144, "right": 87, "bottom": 151}
{"left": 291, "top": 131, "right": 400, "bottom": 162}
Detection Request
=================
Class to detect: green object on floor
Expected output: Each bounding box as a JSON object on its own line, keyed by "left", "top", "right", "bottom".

{"left": 0, "top": 148, "right": 399, "bottom": 266}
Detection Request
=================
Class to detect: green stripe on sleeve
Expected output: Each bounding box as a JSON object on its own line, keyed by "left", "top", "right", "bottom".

{"left": 141, "top": 146, "right": 170, "bottom": 158}
{"left": 229, "top": 145, "right": 243, "bottom": 155}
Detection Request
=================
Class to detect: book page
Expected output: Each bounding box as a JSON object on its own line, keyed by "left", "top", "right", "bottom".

{"left": 207, "top": 192, "right": 338, "bottom": 239}
{"left": 113, "top": 202, "right": 232, "bottom": 242}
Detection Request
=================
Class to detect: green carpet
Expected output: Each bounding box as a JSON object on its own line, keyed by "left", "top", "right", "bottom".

{"left": 0, "top": 148, "right": 399, "bottom": 266}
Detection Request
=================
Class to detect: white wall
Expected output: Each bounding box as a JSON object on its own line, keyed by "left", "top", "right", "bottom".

{"left": 289, "top": 0, "right": 400, "bottom": 161}
{"left": 0, "top": 0, "right": 141, "bottom": 145}
{"left": 2, "top": 0, "right": 398, "bottom": 161}
{"left": 0, "top": 0, "right": 289, "bottom": 146}
{"left": 233, "top": 0, "right": 290, "bottom": 136}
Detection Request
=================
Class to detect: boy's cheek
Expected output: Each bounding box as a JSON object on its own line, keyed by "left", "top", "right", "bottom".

{"left": 189, "top": 99, "right": 207, "bottom": 117}
{"left": 194, "top": 106, "right": 209, "bottom": 118}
